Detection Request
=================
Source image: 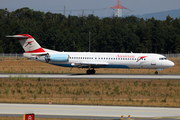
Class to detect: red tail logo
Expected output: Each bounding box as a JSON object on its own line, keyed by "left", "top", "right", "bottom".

{"left": 25, "top": 41, "right": 33, "bottom": 47}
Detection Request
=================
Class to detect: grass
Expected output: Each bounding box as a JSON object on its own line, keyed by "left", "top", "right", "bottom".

{"left": 0, "top": 78, "right": 180, "bottom": 107}
{"left": 0, "top": 57, "right": 179, "bottom": 74}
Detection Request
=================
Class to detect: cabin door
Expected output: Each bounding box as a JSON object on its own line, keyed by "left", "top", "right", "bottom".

{"left": 151, "top": 58, "right": 156, "bottom": 65}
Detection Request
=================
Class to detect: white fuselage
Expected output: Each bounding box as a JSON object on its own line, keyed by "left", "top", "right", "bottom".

{"left": 26, "top": 48, "right": 174, "bottom": 70}
{"left": 8, "top": 34, "right": 174, "bottom": 74}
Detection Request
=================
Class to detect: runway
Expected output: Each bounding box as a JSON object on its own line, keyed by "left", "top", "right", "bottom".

{"left": 0, "top": 103, "right": 180, "bottom": 119}
{"left": 0, "top": 73, "right": 180, "bottom": 79}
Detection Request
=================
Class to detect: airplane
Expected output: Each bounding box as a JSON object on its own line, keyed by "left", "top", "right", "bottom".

{"left": 7, "top": 34, "right": 174, "bottom": 75}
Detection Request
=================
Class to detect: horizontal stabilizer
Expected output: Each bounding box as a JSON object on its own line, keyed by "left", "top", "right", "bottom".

{"left": 6, "top": 35, "right": 28, "bottom": 39}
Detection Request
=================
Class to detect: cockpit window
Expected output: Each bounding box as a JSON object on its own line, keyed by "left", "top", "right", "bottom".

{"left": 159, "top": 58, "right": 167, "bottom": 60}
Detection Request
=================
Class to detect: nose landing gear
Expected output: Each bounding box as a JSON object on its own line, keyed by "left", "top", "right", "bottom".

{"left": 154, "top": 69, "right": 163, "bottom": 75}
{"left": 155, "top": 71, "right": 158, "bottom": 75}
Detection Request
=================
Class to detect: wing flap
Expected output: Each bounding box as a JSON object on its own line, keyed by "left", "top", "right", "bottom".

{"left": 71, "top": 62, "right": 109, "bottom": 67}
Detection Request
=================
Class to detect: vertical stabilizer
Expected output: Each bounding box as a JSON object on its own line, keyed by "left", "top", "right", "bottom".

{"left": 7, "top": 34, "right": 45, "bottom": 53}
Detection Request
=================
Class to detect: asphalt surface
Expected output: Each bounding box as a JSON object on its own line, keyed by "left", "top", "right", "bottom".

{"left": 0, "top": 73, "right": 180, "bottom": 79}
{"left": 0, "top": 103, "right": 180, "bottom": 119}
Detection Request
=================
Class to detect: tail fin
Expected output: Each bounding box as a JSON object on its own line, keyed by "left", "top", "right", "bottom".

{"left": 7, "top": 34, "right": 45, "bottom": 53}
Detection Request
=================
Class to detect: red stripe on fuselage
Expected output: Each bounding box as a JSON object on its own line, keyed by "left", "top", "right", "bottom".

{"left": 25, "top": 48, "right": 45, "bottom": 53}
{"left": 140, "top": 56, "right": 147, "bottom": 59}
{"left": 136, "top": 56, "right": 147, "bottom": 62}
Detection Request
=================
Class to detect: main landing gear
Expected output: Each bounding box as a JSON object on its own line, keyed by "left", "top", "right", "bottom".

{"left": 86, "top": 68, "right": 95, "bottom": 74}
{"left": 154, "top": 69, "right": 163, "bottom": 75}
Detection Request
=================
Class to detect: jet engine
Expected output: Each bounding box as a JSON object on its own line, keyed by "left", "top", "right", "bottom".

{"left": 45, "top": 54, "right": 69, "bottom": 63}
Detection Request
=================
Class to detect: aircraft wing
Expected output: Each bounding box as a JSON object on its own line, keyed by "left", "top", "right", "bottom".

{"left": 71, "top": 62, "right": 109, "bottom": 67}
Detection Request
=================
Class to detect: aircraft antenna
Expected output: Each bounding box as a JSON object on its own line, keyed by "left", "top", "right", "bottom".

{"left": 110, "top": 0, "right": 127, "bottom": 17}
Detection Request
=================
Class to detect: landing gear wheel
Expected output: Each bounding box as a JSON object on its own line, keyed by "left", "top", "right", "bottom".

{"left": 86, "top": 69, "right": 95, "bottom": 74}
{"left": 155, "top": 71, "right": 158, "bottom": 75}
{"left": 92, "top": 69, "right": 95, "bottom": 74}
{"left": 87, "top": 70, "right": 91, "bottom": 74}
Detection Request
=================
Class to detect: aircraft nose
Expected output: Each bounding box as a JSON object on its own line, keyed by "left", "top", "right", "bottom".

{"left": 162, "top": 60, "right": 174, "bottom": 68}
{"left": 168, "top": 60, "right": 174, "bottom": 68}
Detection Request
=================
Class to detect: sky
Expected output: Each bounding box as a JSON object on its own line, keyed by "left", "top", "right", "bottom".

{"left": 1, "top": 0, "right": 180, "bottom": 17}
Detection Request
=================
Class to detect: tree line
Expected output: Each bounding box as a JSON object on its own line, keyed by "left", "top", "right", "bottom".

{"left": 0, "top": 7, "right": 180, "bottom": 54}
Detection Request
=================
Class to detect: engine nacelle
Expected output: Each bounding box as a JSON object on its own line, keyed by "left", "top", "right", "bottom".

{"left": 45, "top": 54, "right": 69, "bottom": 63}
